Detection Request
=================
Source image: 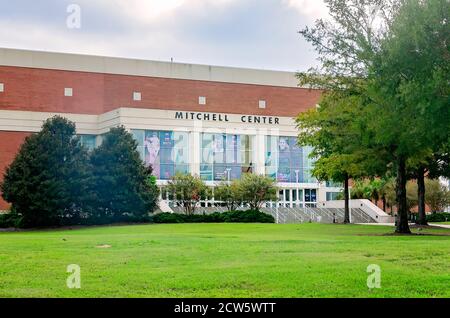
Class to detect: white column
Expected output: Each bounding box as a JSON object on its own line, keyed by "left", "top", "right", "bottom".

{"left": 255, "top": 131, "right": 266, "bottom": 175}
{"left": 190, "top": 130, "right": 201, "bottom": 176}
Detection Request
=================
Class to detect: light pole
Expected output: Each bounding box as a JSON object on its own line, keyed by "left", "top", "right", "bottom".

{"left": 275, "top": 171, "right": 279, "bottom": 224}
{"left": 349, "top": 186, "right": 352, "bottom": 223}
{"left": 226, "top": 168, "right": 231, "bottom": 182}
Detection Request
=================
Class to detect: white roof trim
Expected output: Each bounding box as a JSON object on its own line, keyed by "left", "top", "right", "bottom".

{"left": 0, "top": 47, "right": 302, "bottom": 88}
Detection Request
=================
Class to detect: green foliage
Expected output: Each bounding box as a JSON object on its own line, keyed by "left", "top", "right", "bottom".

{"left": 426, "top": 212, "right": 450, "bottom": 223}
{"left": 166, "top": 173, "right": 209, "bottom": 215}
{"left": 406, "top": 181, "right": 419, "bottom": 212}
{"left": 87, "top": 127, "right": 159, "bottom": 223}
{"left": 297, "top": 0, "right": 450, "bottom": 233}
{"left": 219, "top": 210, "right": 275, "bottom": 223}
{"left": 213, "top": 180, "right": 244, "bottom": 211}
{"left": 425, "top": 179, "right": 450, "bottom": 213}
{"left": 0, "top": 210, "right": 23, "bottom": 228}
{"left": 151, "top": 210, "right": 274, "bottom": 224}
{"left": 1, "top": 121, "right": 159, "bottom": 228}
{"left": 238, "top": 174, "right": 278, "bottom": 211}
{"left": 0, "top": 116, "right": 90, "bottom": 227}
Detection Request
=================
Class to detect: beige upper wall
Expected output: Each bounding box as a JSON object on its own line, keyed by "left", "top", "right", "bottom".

{"left": 0, "top": 47, "right": 301, "bottom": 88}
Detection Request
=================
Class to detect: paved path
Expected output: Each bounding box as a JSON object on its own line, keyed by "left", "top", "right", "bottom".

{"left": 356, "top": 222, "right": 450, "bottom": 229}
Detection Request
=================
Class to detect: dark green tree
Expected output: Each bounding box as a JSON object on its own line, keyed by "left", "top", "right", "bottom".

{"left": 366, "top": 0, "right": 449, "bottom": 232}
{"left": 87, "top": 127, "right": 159, "bottom": 223}
{"left": 1, "top": 116, "right": 89, "bottom": 227}
{"left": 296, "top": 92, "right": 388, "bottom": 223}
{"left": 298, "top": 0, "right": 449, "bottom": 233}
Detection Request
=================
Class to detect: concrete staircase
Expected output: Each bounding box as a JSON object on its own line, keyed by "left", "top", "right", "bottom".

{"left": 165, "top": 204, "right": 382, "bottom": 224}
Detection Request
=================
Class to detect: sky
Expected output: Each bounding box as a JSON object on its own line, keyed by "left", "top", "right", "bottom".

{"left": 0, "top": 0, "right": 329, "bottom": 72}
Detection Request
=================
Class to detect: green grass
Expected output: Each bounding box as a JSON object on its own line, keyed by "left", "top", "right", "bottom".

{"left": 0, "top": 223, "right": 449, "bottom": 298}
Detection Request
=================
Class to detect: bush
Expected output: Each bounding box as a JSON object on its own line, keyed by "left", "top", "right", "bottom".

{"left": 220, "top": 210, "right": 275, "bottom": 223}
{"left": 150, "top": 210, "right": 275, "bottom": 224}
{"left": 0, "top": 211, "right": 23, "bottom": 228}
{"left": 426, "top": 212, "right": 450, "bottom": 223}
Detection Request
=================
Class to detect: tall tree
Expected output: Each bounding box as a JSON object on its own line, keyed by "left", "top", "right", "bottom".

{"left": 296, "top": 91, "right": 388, "bottom": 223}
{"left": 298, "top": 0, "right": 449, "bottom": 233}
{"left": 1, "top": 116, "right": 89, "bottom": 227}
{"left": 366, "top": 0, "right": 449, "bottom": 232}
{"left": 297, "top": 0, "right": 397, "bottom": 224}
{"left": 88, "top": 127, "right": 159, "bottom": 223}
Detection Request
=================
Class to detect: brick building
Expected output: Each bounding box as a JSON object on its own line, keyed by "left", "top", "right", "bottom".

{"left": 0, "top": 48, "right": 342, "bottom": 211}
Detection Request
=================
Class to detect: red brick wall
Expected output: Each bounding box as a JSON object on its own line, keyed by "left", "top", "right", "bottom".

{"left": 0, "top": 66, "right": 322, "bottom": 117}
{"left": 0, "top": 65, "right": 321, "bottom": 211}
{"left": 0, "top": 131, "right": 30, "bottom": 210}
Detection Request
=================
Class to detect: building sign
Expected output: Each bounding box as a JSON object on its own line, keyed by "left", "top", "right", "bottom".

{"left": 175, "top": 111, "right": 280, "bottom": 125}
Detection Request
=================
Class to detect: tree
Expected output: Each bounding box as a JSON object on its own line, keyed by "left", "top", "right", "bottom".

{"left": 298, "top": 0, "right": 449, "bottom": 233}
{"left": 1, "top": 116, "right": 89, "bottom": 227}
{"left": 406, "top": 181, "right": 418, "bottom": 213}
{"left": 415, "top": 144, "right": 450, "bottom": 224}
{"left": 88, "top": 127, "right": 159, "bottom": 223}
{"left": 297, "top": 0, "right": 397, "bottom": 224}
{"left": 214, "top": 180, "right": 243, "bottom": 211}
{"left": 425, "top": 179, "right": 450, "bottom": 213}
{"left": 297, "top": 91, "right": 388, "bottom": 223}
{"left": 239, "top": 174, "right": 277, "bottom": 211}
{"left": 166, "top": 173, "right": 209, "bottom": 215}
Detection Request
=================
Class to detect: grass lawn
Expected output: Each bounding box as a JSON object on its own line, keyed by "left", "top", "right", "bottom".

{"left": 0, "top": 223, "right": 449, "bottom": 298}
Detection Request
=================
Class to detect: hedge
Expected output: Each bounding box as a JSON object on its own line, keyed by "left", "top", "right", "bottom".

{"left": 151, "top": 210, "right": 275, "bottom": 224}
{"left": 0, "top": 210, "right": 275, "bottom": 228}
{"left": 426, "top": 212, "right": 450, "bottom": 223}
{"left": 0, "top": 212, "right": 23, "bottom": 228}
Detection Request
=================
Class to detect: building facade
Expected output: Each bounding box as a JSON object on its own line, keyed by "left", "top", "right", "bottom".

{"left": 0, "top": 48, "right": 342, "bottom": 211}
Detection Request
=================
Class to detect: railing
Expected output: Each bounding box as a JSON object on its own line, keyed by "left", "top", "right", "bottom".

{"left": 160, "top": 205, "right": 378, "bottom": 224}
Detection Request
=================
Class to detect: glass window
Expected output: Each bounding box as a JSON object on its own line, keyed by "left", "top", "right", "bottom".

{"left": 265, "top": 136, "right": 316, "bottom": 183}
{"left": 326, "top": 192, "right": 340, "bottom": 201}
{"left": 132, "top": 129, "right": 190, "bottom": 180}
{"left": 201, "top": 133, "right": 254, "bottom": 181}
{"left": 79, "top": 135, "right": 96, "bottom": 151}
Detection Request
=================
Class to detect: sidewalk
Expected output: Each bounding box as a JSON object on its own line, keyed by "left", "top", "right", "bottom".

{"left": 356, "top": 222, "right": 450, "bottom": 229}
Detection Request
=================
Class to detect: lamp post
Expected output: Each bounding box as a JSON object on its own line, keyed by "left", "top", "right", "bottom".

{"left": 275, "top": 171, "right": 279, "bottom": 224}
{"left": 226, "top": 168, "right": 231, "bottom": 182}
{"left": 349, "top": 186, "right": 352, "bottom": 223}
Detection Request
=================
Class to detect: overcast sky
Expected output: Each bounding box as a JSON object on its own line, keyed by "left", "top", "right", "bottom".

{"left": 0, "top": 0, "right": 329, "bottom": 72}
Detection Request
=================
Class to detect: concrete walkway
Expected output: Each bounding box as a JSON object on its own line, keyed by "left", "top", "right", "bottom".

{"left": 356, "top": 222, "right": 450, "bottom": 229}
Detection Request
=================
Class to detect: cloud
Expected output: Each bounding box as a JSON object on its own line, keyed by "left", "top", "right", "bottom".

{"left": 282, "top": 0, "right": 328, "bottom": 20}
{"left": 95, "top": 0, "right": 239, "bottom": 24}
{"left": 0, "top": 0, "right": 322, "bottom": 71}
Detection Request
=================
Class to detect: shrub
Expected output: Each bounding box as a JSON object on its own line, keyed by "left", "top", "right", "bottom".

{"left": 150, "top": 210, "right": 275, "bottom": 224}
{"left": 220, "top": 210, "right": 275, "bottom": 223}
{"left": 239, "top": 174, "right": 278, "bottom": 211}
{"left": 165, "top": 174, "right": 209, "bottom": 215}
{"left": 426, "top": 212, "right": 450, "bottom": 223}
{"left": 0, "top": 211, "right": 23, "bottom": 228}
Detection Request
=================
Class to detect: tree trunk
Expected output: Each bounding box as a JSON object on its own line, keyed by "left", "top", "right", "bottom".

{"left": 416, "top": 166, "right": 427, "bottom": 225}
{"left": 344, "top": 175, "right": 350, "bottom": 224}
{"left": 395, "top": 157, "right": 411, "bottom": 234}
{"left": 382, "top": 196, "right": 386, "bottom": 212}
